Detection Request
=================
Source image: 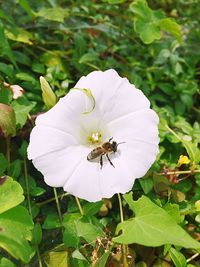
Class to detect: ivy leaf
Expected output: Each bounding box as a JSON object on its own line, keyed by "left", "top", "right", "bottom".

{"left": 0, "top": 176, "right": 24, "bottom": 214}
{"left": 63, "top": 214, "right": 104, "bottom": 248}
{"left": 113, "top": 193, "right": 200, "bottom": 249}
{"left": 159, "top": 18, "right": 182, "bottom": 43}
{"left": 11, "top": 96, "right": 35, "bottom": 129}
{"left": 130, "top": 0, "right": 182, "bottom": 44}
{"left": 0, "top": 206, "right": 34, "bottom": 263}
{"left": 169, "top": 247, "right": 187, "bottom": 267}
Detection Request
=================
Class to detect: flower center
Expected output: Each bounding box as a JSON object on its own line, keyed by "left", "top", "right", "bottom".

{"left": 87, "top": 131, "right": 102, "bottom": 145}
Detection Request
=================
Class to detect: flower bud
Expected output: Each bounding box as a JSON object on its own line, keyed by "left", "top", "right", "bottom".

{"left": 40, "top": 76, "right": 57, "bottom": 109}
{"left": 0, "top": 104, "right": 16, "bottom": 137}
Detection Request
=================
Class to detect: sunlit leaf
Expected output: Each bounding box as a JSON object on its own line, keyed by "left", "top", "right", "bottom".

{"left": 0, "top": 176, "right": 24, "bottom": 214}
{"left": 11, "top": 96, "right": 35, "bottom": 129}
{"left": 113, "top": 193, "right": 200, "bottom": 249}
{"left": 169, "top": 247, "right": 187, "bottom": 267}
{"left": 130, "top": 0, "right": 182, "bottom": 44}
{"left": 0, "top": 257, "right": 17, "bottom": 267}
{"left": 45, "top": 251, "right": 68, "bottom": 267}
{"left": 0, "top": 206, "right": 34, "bottom": 263}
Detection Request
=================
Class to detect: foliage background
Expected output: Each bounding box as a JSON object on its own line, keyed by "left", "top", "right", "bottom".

{"left": 0, "top": 0, "right": 200, "bottom": 266}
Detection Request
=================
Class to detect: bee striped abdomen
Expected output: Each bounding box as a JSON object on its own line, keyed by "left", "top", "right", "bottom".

{"left": 87, "top": 147, "right": 104, "bottom": 161}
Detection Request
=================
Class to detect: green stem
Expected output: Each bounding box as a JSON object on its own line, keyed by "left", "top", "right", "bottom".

{"left": 36, "top": 247, "right": 43, "bottom": 267}
{"left": 157, "top": 169, "right": 200, "bottom": 176}
{"left": 24, "top": 159, "right": 32, "bottom": 218}
{"left": 117, "top": 193, "right": 128, "bottom": 267}
{"left": 24, "top": 159, "right": 43, "bottom": 266}
{"left": 37, "top": 192, "right": 69, "bottom": 207}
{"left": 75, "top": 196, "right": 84, "bottom": 216}
{"left": 186, "top": 252, "right": 199, "bottom": 263}
{"left": 53, "top": 188, "right": 63, "bottom": 225}
{"left": 165, "top": 124, "right": 182, "bottom": 141}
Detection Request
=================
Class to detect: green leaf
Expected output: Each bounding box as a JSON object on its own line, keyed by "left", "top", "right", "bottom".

{"left": 8, "top": 159, "right": 21, "bottom": 178}
{"left": 130, "top": 0, "right": 182, "bottom": 44}
{"left": 43, "top": 213, "right": 62, "bottom": 229}
{"left": 76, "top": 216, "right": 104, "bottom": 244}
{"left": 130, "top": 0, "right": 163, "bottom": 44}
{"left": 181, "top": 140, "right": 200, "bottom": 164}
{"left": 5, "top": 28, "right": 33, "bottom": 45}
{"left": 63, "top": 215, "right": 80, "bottom": 248}
{"left": 0, "top": 205, "right": 34, "bottom": 263}
{"left": 35, "top": 7, "right": 68, "bottom": 23}
{"left": 0, "top": 63, "right": 14, "bottom": 78}
{"left": 0, "top": 153, "right": 8, "bottom": 176}
{"left": 45, "top": 251, "right": 68, "bottom": 267}
{"left": 94, "top": 250, "right": 111, "bottom": 267}
{"left": 159, "top": 18, "right": 182, "bottom": 43}
{"left": 0, "top": 22, "right": 18, "bottom": 69}
{"left": 113, "top": 193, "right": 200, "bottom": 249}
{"left": 16, "top": 72, "right": 36, "bottom": 83}
{"left": 32, "top": 223, "right": 42, "bottom": 246}
{"left": 0, "top": 257, "right": 17, "bottom": 267}
{"left": 83, "top": 201, "right": 103, "bottom": 216}
{"left": 11, "top": 96, "right": 35, "bottom": 128}
{"left": 163, "top": 203, "right": 183, "bottom": 224}
{"left": 72, "top": 250, "right": 88, "bottom": 262}
{"left": 0, "top": 176, "right": 24, "bottom": 214}
{"left": 0, "top": 86, "right": 13, "bottom": 105}
{"left": 139, "top": 178, "right": 154, "bottom": 194}
{"left": 103, "top": 0, "right": 125, "bottom": 3}
{"left": 18, "top": 0, "right": 34, "bottom": 17}
{"left": 19, "top": 140, "right": 28, "bottom": 159}
{"left": 0, "top": 103, "right": 16, "bottom": 137}
{"left": 63, "top": 214, "right": 104, "bottom": 247}
{"left": 169, "top": 248, "right": 187, "bottom": 267}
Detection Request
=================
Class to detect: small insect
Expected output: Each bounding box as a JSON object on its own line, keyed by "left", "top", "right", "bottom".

{"left": 87, "top": 137, "right": 125, "bottom": 169}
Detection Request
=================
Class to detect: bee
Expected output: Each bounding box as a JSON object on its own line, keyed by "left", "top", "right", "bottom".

{"left": 87, "top": 137, "right": 125, "bottom": 169}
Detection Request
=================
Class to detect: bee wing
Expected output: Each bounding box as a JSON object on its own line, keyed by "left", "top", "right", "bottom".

{"left": 87, "top": 148, "right": 104, "bottom": 161}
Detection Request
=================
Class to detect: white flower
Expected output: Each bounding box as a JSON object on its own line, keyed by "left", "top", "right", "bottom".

{"left": 28, "top": 69, "right": 159, "bottom": 202}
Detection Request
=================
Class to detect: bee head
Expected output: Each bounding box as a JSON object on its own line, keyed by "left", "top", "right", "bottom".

{"left": 111, "top": 141, "right": 118, "bottom": 152}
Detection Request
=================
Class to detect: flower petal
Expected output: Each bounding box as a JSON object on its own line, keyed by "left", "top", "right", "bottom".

{"left": 35, "top": 90, "right": 86, "bottom": 138}
{"left": 63, "top": 159, "right": 102, "bottom": 202}
{"left": 99, "top": 156, "right": 135, "bottom": 199}
{"left": 108, "top": 109, "right": 159, "bottom": 145}
{"left": 32, "top": 146, "right": 89, "bottom": 187}
{"left": 75, "top": 69, "right": 150, "bottom": 122}
{"left": 28, "top": 125, "right": 77, "bottom": 160}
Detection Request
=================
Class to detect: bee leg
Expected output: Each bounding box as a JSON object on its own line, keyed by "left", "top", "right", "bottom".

{"left": 106, "top": 154, "right": 115, "bottom": 168}
{"left": 100, "top": 154, "right": 104, "bottom": 169}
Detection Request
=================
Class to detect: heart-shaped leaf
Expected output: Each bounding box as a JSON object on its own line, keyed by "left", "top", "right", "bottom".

{"left": 113, "top": 193, "right": 200, "bottom": 249}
